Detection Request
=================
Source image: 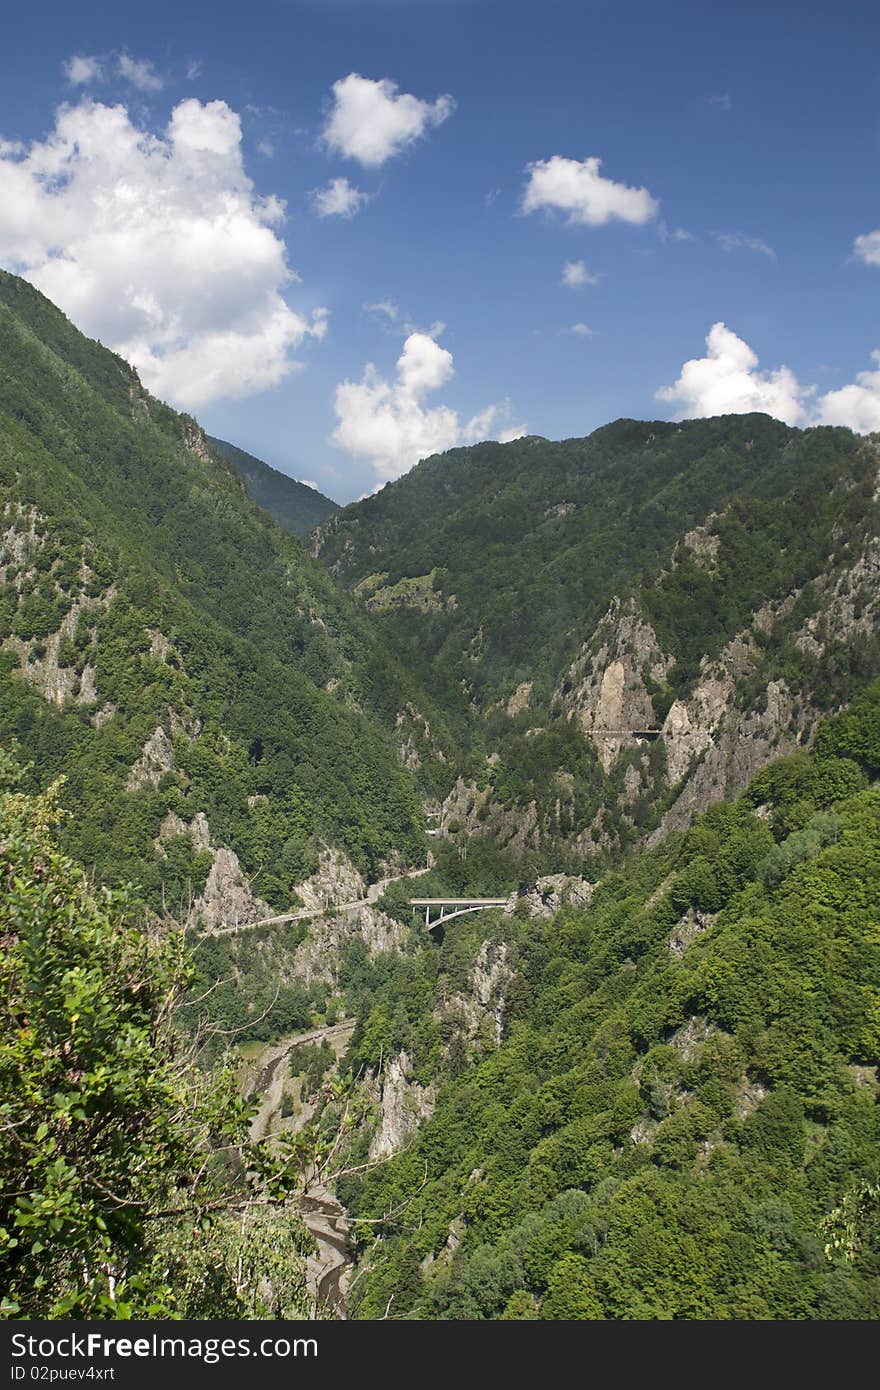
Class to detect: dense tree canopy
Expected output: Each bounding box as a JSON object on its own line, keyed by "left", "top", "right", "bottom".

{"left": 337, "top": 690, "right": 880, "bottom": 1320}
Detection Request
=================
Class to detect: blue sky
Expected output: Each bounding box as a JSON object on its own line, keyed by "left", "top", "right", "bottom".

{"left": 2, "top": 0, "right": 879, "bottom": 500}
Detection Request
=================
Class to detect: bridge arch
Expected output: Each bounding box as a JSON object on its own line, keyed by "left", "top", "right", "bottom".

{"left": 409, "top": 897, "right": 508, "bottom": 930}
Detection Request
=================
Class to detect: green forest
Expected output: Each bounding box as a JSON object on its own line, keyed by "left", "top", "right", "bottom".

{"left": 0, "top": 270, "right": 427, "bottom": 912}
{"left": 207, "top": 435, "right": 339, "bottom": 539}
{"left": 1, "top": 269, "right": 878, "bottom": 1322}
{"left": 337, "top": 687, "right": 880, "bottom": 1319}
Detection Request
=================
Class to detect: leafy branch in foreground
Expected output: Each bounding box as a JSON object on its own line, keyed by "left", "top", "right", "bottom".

{"left": 823, "top": 1182, "right": 880, "bottom": 1265}
{"left": 0, "top": 749, "right": 312, "bottom": 1319}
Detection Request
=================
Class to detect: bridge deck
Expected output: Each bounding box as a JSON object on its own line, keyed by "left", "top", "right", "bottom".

{"left": 410, "top": 897, "right": 508, "bottom": 907}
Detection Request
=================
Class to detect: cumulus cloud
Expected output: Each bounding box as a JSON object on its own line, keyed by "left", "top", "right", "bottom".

{"left": 311, "top": 176, "right": 370, "bottom": 219}
{"left": 715, "top": 231, "right": 776, "bottom": 259}
{"left": 656, "top": 322, "right": 810, "bottom": 424}
{"left": 561, "top": 258, "right": 599, "bottom": 288}
{"left": 322, "top": 73, "right": 454, "bottom": 168}
{"left": 853, "top": 229, "right": 880, "bottom": 267}
{"left": 657, "top": 322, "right": 880, "bottom": 434}
{"left": 522, "top": 155, "right": 659, "bottom": 227}
{"left": 817, "top": 351, "right": 880, "bottom": 431}
{"left": 570, "top": 322, "right": 593, "bottom": 337}
{"left": 331, "top": 331, "right": 523, "bottom": 480}
{"left": 116, "top": 53, "right": 164, "bottom": 92}
{"left": 0, "top": 97, "right": 326, "bottom": 409}
{"left": 65, "top": 54, "right": 103, "bottom": 85}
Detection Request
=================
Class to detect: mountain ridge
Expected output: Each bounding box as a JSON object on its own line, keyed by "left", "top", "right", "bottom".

{"left": 208, "top": 434, "right": 339, "bottom": 538}
{"left": 0, "top": 268, "right": 427, "bottom": 926}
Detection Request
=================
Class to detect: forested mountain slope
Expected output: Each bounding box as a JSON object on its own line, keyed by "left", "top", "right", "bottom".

{"left": 338, "top": 685, "right": 880, "bottom": 1319}
{"left": 2, "top": 270, "right": 878, "bottom": 1323}
{"left": 0, "top": 270, "right": 426, "bottom": 921}
{"left": 316, "top": 418, "right": 880, "bottom": 874}
{"left": 208, "top": 435, "right": 339, "bottom": 538}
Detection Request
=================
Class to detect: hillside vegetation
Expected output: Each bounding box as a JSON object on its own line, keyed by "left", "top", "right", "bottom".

{"left": 315, "top": 416, "right": 879, "bottom": 873}
{"left": 0, "top": 271, "right": 426, "bottom": 913}
{"left": 0, "top": 751, "right": 312, "bottom": 1319}
{"left": 2, "top": 269, "right": 878, "bottom": 1322}
{"left": 337, "top": 686, "right": 880, "bottom": 1319}
{"left": 207, "top": 435, "right": 338, "bottom": 539}
{"left": 314, "top": 417, "right": 867, "bottom": 712}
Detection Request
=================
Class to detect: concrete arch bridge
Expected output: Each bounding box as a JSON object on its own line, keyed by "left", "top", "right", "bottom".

{"left": 410, "top": 897, "right": 508, "bottom": 930}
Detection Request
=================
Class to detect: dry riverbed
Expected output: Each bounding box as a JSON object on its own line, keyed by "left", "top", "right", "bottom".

{"left": 240, "top": 1019, "right": 357, "bottom": 1317}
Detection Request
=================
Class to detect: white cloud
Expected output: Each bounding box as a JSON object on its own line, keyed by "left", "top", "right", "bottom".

{"left": 257, "top": 138, "right": 275, "bottom": 158}
{"left": 331, "top": 330, "right": 522, "bottom": 480}
{"left": 0, "top": 97, "right": 326, "bottom": 409}
{"left": 853, "top": 229, "right": 880, "bottom": 267}
{"left": 363, "top": 299, "right": 400, "bottom": 324}
{"left": 658, "top": 221, "right": 695, "bottom": 243}
{"left": 708, "top": 93, "right": 732, "bottom": 111}
{"left": 561, "top": 258, "right": 599, "bottom": 288}
{"left": 65, "top": 55, "right": 103, "bottom": 86}
{"left": 657, "top": 322, "right": 880, "bottom": 434}
{"left": 715, "top": 231, "right": 776, "bottom": 259}
{"left": 311, "top": 176, "right": 370, "bottom": 219}
{"left": 656, "top": 322, "right": 810, "bottom": 425}
{"left": 522, "top": 155, "right": 659, "bottom": 227}
{"left": 817, "top": 351, "right": 880, "bottom": 431}
{"left": 570, "top": 322, "right": 593, "bottom": 337}
{"left": 322, "top": 73, "right": 454, "bottom": 168}
{"left": 186, "top": 60, "right": 203, "bottom": 82}
{"left": 298, "top": 478, "right": 319, "bottom": 490}
{"left": 117, "top": 53, "right": 164, "bottom": 93}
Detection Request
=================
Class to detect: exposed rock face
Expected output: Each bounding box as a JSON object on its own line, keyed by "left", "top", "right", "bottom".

{"left": 368, "top": 1050, "right": 436, "bottom": 1160}
{"left": 795, "top": 535, "right": 880, "bottom": 655}
{"left": 395, "top": 702, "right": 446, "bottom": 772}
{"left": 668, "top": 908, "right": 715, "bottom": 958}
{"left": 154, "top": 810, "right": 187, "bottom": 856}
{"left": 189, "top": 810, "right": 212, "bottom": 851}
{"left": 1, "top": 530, "right": 113, "bottom": 710}
{"left": 734, "top": 1076, "right": 767, "bottom": 1120}
{"left": 420, "top": 1216, "right": 465, "bottom": 1274}
{"left": 630, "top": 1117, "right": 658, "bottom": 1146}
{"left": 276, "top": 845, "right": 415, "bottom": 988}
{"left": 182, "top": 419, "right": 213, "bottom": 463}
{"left": 506, "top": 681, "right": 533, "bottom": 717}
{"left": 365, "top": 935, "right": 516, "bottom": 1162}
{"left": 1, "top": 502, "right": 43, "bottom": 576}
{"left": 668, "top": 1016, "right": 717, "bottom": 1062}
{"left": 557, "top": 597, "right": 670, "bottom": 773}
{"left": 188, "top": 846, "right": 271, "bottom": 932}
{"left": 295, "top": 847, "right": 365, "bottom": 912}
{"left": 291, "top": 904, "right": 408, "bottom": 989}
{"left": 437, "top": 939, "right": 514, "bottom": 1048}
{"left": 653, "top": 678, "right": 799, "bottom": 842}
{"left": 126, "top": 725, "right": 176, "bottom": 791}
{"left": 505, "top": 874, "right": 594, "bottom": 920}
{"left": 681, "top": 522, "right": 720, "bottom": 567}
{"left": 440, "top": 776, "right": 540, "bottom": 858}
